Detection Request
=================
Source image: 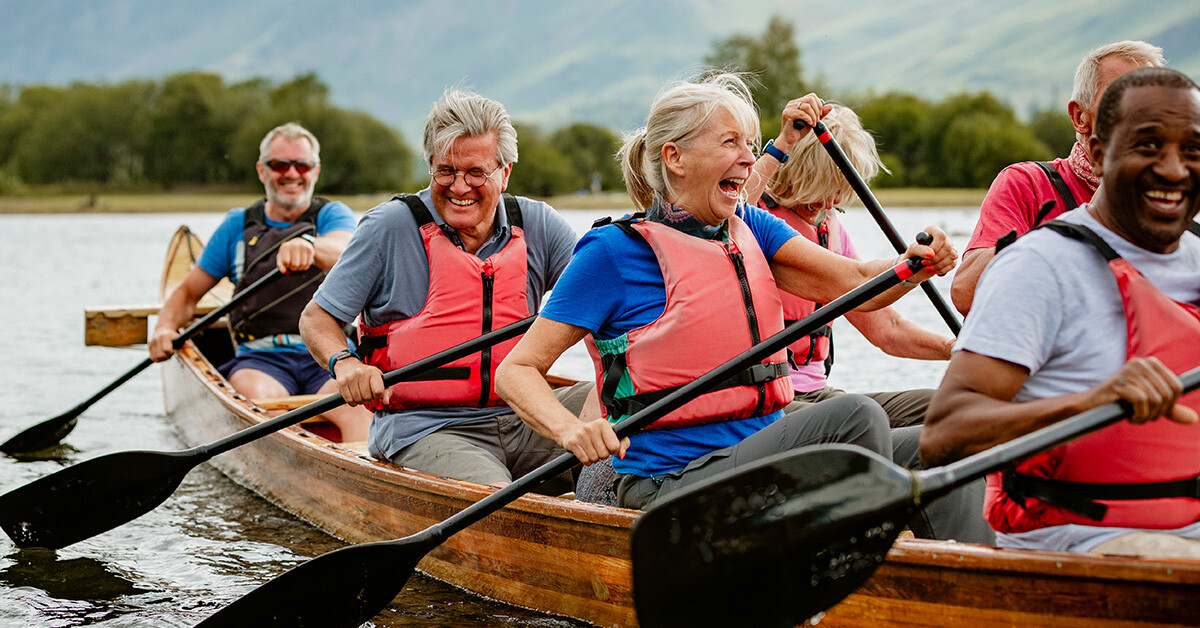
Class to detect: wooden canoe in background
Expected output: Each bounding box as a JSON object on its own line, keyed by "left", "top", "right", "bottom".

{"left": 86, "top": 226, "right": 233, "bottom": 347}
{"left": 150, "top": 225, "right": 1200, "bottom": 627}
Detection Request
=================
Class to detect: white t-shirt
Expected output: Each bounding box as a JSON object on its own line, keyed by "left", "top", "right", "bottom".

{"left": 957, "top": 206, "right": 1200, "bottom": 551}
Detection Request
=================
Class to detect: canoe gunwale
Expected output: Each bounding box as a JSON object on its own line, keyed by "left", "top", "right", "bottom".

{"left": 163, "top": 340, "right": 1200, "bottom": 627}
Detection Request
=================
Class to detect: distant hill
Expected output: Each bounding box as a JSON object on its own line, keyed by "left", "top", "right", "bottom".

{"left": 1, "top": 0, "right": 1197, "bottom": 143}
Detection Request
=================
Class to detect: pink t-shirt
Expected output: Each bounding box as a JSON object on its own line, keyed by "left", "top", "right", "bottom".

{"left": 789, "top": 216, "right": 856, "bottom": 393}
{"left": 965, "top": 157, "right": 1095, "bottom": 252}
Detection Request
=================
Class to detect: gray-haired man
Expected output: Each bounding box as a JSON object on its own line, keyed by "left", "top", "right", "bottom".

{"left": 152, "top": 122, "right": 370, "bottom": 442}
{"left": 299, "top": 90, "right": 591, "bottom": 491}
{"left": 952, "top": 40, "right": 1165, "bottom": 314}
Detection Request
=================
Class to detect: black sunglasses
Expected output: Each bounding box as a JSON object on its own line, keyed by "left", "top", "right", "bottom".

{"left": 263, "top": 159, "right": 317, "bottom": 175}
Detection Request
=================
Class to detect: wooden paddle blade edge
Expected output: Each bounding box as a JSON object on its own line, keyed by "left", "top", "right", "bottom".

{"left": 195, "top": 540, "right": 427, "bottom": 627}
{"left": 632, "top": 444, "right": 915, "bottom": 628}
{"left": 0, "top": 450, "right": 195, "bottom": 549}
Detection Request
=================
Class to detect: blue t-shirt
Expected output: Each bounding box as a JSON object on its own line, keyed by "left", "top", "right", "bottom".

{"left": 198, "top": 200, "right": 357, "bottom": 354}
{"left": 540, "top": 203, "right": 800, "bottom": 476}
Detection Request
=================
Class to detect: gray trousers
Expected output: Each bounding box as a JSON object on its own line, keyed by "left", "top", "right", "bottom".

{"left": 785, "top": 385, "right": 934, "bottom": 428}
{"left": 390, "top": 381, "right": 593, "bottom": 495}
{"left": 611, "top": 395, "right": 994, "bottom": 544}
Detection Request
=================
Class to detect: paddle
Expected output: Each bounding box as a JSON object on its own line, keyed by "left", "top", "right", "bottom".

{"left": 0, "top": 314, "right": 538, "bottom": 550}
{"left": 0, "top": 268, "right": 284, "bottom": 456}
{"left": 631, "top": 365, "right": 1200, "bottom": 628}
{"left": 794, "top": 118, "right": 963, "bottom": 335}
{"left": 188, "top": 252, "right": 930, "bottom": 627}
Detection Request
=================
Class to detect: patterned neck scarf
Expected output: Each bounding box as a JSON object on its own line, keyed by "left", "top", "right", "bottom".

{"left": 1069, "top": 141, "right": 1100, "bottom": 192}
{"left": 645, "top": 197, "right": 724, "bottom": 240}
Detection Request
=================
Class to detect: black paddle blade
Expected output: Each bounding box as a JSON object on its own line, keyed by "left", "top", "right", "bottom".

{"left": 0, "top": 414, "right": 78, "bottom": 455}
{"left": 195, "top": 538, "right": 432, "bottom": 627}
{"left": 0, "top": 449, "right": 197, "bottom": 549}
{"left": 632, "top": 444, "right": 915, "bottom": 628}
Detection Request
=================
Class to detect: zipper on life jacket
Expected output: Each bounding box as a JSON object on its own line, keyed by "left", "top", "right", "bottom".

{"left": 478, "top": 264, "right": 496, "bottom": 407}
{"left": 727, "top": 245, "right": 767, "bottom": 415}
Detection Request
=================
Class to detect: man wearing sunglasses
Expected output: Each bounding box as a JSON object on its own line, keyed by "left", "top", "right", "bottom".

{"left": 298, "top": 90, "right": 591, "bottom": 493}
{"left": 151, "top": 122, "right": 371, "bottom": 442}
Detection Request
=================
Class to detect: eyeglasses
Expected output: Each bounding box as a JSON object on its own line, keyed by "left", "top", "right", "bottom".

{"left": 430, "top": 165, "right": 502, "bottom": 188}
{"left": 263, "top": 159, "right": 317, "bottom": 175}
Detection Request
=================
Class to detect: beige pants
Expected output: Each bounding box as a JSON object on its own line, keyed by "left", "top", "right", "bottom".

{"left": 1089, "top": 532, "right": 1200, "bottom": 559}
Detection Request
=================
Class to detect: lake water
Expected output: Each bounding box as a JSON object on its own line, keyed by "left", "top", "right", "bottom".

{"left": 0, "top": 205, "right": 980, "bottom": 626}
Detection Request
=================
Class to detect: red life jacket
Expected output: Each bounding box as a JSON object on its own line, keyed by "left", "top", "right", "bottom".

{"left": 586, "top": 213, "right": 793, "bottom": 430}
{"left": 757, "top": 195, "right": 835, "bottom": 381}
{"left": 986, "top": 221, "right": 1200, "bottom": 532}
{"left": 357, "top": 194, "right": 529, "bottom": 412}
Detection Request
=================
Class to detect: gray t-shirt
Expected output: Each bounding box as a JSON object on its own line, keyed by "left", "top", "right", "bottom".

{"left": 313, "top": 188, "right": 577, "bottom": 459}
{"left": 958, "top": 206, "right": 1200, "bottom": 551}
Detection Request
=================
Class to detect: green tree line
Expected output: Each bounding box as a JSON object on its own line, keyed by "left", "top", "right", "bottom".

{"left": 0, "top": 70, "right": 627, "bottom": 198}
{"left": 0, "top": 16, "right": 1075, "bottom": 197}
{"left": 707, "top": 15, "right": 1077, "bottom": 189}
{"left": 0, "top": 72, "right": 415, "bottom": 195}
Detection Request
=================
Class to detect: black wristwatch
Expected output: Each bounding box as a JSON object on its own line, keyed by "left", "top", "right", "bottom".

{"left": 327, "top": 349, "right": 357, "bottom": 378}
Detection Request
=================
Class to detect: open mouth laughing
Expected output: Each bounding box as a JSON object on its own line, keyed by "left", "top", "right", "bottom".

{"left": 719, "top": 177, "right": 746, "bottom": 200}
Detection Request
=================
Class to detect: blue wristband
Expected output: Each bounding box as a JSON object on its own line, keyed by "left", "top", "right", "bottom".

{"left": 327, "top": 349, "right": 356, "bottom": 378}
{"left": 763, "top": 139, "right": 788, "bottom": 163}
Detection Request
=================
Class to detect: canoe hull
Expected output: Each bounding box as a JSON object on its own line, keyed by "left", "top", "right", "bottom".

{"left": 162, "top": 343, "right": 1200, "bottom": 627}
{"left": 161, "top": 343, "right": 638, "bottom": 627}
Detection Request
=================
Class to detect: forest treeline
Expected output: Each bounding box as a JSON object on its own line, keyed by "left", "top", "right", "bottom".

{"left": 0, "top": 16, "right": 1074, "bottom": 197}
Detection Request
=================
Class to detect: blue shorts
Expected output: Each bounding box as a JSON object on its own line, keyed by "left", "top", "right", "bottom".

{"left": 218, "top": 349, "right": 331, "bottom": 396}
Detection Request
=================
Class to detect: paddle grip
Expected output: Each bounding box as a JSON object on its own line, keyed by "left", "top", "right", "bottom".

{"left": 793, "top": 116, "right": 962, "bottom": 335}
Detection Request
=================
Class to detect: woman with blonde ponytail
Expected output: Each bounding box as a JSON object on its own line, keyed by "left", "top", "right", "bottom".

{"left": 494, "top": 73, "right": 986, "bottom": 542}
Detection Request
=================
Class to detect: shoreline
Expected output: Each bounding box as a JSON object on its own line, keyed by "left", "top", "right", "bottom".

{"left": 0, "top": 188, "right": 986, "bottom": 215}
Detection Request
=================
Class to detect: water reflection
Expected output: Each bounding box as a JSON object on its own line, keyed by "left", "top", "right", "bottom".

{"left": 0, "top": 549, "right": 152, "bottom": 600}
{"left": 0, "top": 208, "right": 975, "bottom": 626}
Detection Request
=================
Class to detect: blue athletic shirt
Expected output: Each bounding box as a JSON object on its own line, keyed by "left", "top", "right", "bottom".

{"left": 540, "top": 202, "right": 800, "bottom": 476}
{"left": 197, "top": 200, "right": 358, "bottom": 354}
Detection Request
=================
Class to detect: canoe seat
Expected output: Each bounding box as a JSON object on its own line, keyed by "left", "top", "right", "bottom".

{"left": 252, "top": 394, "right": 326, "bottom": 416}
{"left": 340, "top": 441, "right": 370, "bottom": 454}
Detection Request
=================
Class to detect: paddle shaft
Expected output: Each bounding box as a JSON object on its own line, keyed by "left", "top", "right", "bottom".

{"left": 414, "top": 256, "right": 925, "bottom": 547}
{"left": 0, "top": 315, "right": 538, "bottom": 551}
{"left": 189, "top": 314, "right": 538, "bottom": 463}
{"left": 922, "top": 365, "right": 1200, "bottom": 499}
{"left": 36, "top": 267, "right": 281, "bottom": 420}
{"left": 191, "top": 255, "right": 929, "bottom": 628}
{"left": 793, "top": 119, "right": 963, "bottom": 335}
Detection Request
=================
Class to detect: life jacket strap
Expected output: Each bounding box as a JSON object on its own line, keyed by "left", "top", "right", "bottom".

{"left": 1002, "top": 469, "right": 1200, "bottom": 522}
{"left": 353, "top": 333, "right": 470, "bottom": 381}
{"left": 601, "top": 360, "right": 789, "bottom": 421}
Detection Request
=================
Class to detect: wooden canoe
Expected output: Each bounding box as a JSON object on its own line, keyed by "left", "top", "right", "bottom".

{"left": 86, "top": 226, "right": 234, "bottom": 347}
{"left": 153, "top": 226, "right": 1200, "bottom": 627}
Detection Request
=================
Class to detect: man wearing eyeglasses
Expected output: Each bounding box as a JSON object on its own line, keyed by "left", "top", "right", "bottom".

{"left": 298, "top": 90, "right": 590, "bottom": 493}
{"left": 151, "top": 122, "right": 371, "bottom": 442}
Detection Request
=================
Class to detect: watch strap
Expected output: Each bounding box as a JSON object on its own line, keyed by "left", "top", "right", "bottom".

{"left": 327, "top": 349, "right": 357, "bottom": 378}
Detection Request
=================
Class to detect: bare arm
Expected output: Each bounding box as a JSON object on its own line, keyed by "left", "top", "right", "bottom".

{"left": 845, "top": 306, "right": 954, "bottom": 360}
{"left": 744, "top": 94, "right": 831, "bottom": 203}
{"left": 298, "top": 300, "right": 383, "bottom": 406}
{"left": 149, "top": 265, "right": 220, "bottom": 361}
{"left": 276, "top": 229, "right": 353, "bottom": 274}
{"left": 495, "top": 318, "right": 629, "bottom": 464}
{"left": 950, "top": 248, "right": 994, "bottom": 316}
{"left": 770, "top": 226, "right": 957, "bottom": 311}
{"left": 920, "top": 351, "right": 1197, "bottom": 468}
